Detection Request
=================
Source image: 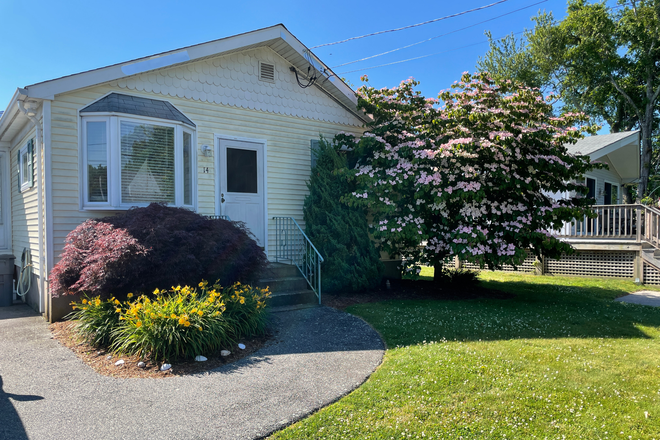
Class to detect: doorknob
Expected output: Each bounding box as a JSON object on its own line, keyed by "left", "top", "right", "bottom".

{"left": 221, "top": 193, "right": 225, "bottom": 203}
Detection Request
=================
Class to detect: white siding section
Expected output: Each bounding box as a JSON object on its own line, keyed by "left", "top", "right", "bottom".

{"left": 106, "top": 47, "right": 361, "bottom": 127}
{"left": 586, "top": 156, "right": 623, "bottom": 205}
{"left": 49, "top": 66, "right": 363, "bottom": 264}
{"left": 10, "top": 125, "right": 41, "bottom": 275}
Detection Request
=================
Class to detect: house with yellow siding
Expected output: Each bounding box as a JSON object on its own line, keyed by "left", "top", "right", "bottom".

{"left": 0, "top": 24, "right": 366, "bottom": 321}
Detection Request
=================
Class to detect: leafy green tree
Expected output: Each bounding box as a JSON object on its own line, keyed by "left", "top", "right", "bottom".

{"left": 303, "top": 139, "right": 383, "bottom": 293}
{"left": 478, "top": 0, "right": 660, "bottom": 198}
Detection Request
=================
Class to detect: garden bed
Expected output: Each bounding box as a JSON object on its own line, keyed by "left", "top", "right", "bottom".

{"left": 50, "top": 320, "right": 271, "bottom": 379}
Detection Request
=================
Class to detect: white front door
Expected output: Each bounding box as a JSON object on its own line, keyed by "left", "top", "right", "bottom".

{"left": 217, "top": 138, "right": 265, "bottom": 246}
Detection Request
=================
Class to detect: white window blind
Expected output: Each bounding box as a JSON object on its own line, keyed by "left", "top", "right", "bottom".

{"left": 120, "top": 121, "right": 175, "bottom": 204}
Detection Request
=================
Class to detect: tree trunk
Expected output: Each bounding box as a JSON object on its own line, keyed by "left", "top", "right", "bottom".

{"left": 637, "top": 118, "right": 654, "bottom": 199}
{"left": 433, "top": 261, "right": 444, "bottom": 283}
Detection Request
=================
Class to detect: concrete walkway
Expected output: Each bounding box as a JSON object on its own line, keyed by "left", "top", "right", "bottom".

{"left": 615, "top": 290, "right": 660, "bottom": 307}
{"left": 0, "top": 304, "right": 384, "bottom": 440}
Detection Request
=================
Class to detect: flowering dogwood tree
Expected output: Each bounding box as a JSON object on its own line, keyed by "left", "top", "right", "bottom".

{"left": 339, "top": 72, "right": 601, "bottom": 279}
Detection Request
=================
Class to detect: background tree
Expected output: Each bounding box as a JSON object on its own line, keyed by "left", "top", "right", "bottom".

{"left": 478, "top": 0, "right": 660, "bottom": 199}
{"left": 339, "top": 73, "right": 600, "bottom": 281}
{"left": 303, "top": 138, "right": 383, "bottom": 293}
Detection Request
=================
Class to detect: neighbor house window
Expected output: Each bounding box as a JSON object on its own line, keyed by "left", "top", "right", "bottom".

{"left": 17, "top": 139, "right": 34, "bottom": 192}
{"left": 81, "top": 115, "right": 195, "bottom": 209}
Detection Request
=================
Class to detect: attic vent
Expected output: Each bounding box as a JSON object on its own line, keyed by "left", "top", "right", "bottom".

{"left": 259, "top": 62, "right": 275, "bottom": 83}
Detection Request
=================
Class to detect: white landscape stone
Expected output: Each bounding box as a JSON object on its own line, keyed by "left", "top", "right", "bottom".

{"left": 194, "top": 355, "right": 208, "bottom": 362}
{"left": 238, "top": 343, "right": 246, "bottom": 350}
{"left": 160, "top": 363, "right": 172, "bottom": 371}
{"left": 137, "top": 361, "right": 146, "bottom": 368}
{"left": 115, "top": 360, "right": 125, "bottom": 366}
{"left": 221, "top": 350, "right": 231, "bottom": 357}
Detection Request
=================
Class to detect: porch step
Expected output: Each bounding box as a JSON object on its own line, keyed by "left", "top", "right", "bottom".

{"left": 260, "top": 262, "right": 301, "bottom": 279}
{"left": 266, "top": 290, "right": 319, "bottom": 308}
{"left": 258, "top": 276, "right": 309, "bottom": 292}
{"left": 642, "top": 248, "right": 660, "bottom": 271}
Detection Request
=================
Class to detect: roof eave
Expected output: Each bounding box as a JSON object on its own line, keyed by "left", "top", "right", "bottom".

{"left": 19, "top": 24, "right": 365, "bottom": 123}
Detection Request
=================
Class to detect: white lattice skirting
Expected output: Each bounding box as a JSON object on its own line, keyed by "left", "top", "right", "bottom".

{"left": 462, "top": 250, "right": 660, "bottom": 283}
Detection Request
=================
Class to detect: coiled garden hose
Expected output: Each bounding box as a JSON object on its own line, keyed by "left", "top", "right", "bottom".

{"left": 16, "top": 248, "right": 32, "bottom": 297}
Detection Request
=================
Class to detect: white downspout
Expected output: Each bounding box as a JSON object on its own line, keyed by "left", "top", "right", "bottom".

{"left": 18, "top": 99, "right": 45, "bottom": 315}
{"left": 43, "top": 100, "right": 53, "bottom": 318}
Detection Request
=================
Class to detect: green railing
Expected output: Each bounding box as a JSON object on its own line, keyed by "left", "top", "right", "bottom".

{"left": 273, "top": 216, "right": 323, "bottom": 304}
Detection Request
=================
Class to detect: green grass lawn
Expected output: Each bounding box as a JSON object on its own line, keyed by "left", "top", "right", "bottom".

{"left": 271, "top": 271, "right": 660, "bottom": 439}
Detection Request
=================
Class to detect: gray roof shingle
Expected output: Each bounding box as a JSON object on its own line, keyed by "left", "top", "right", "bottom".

{"left": 80, "top": 93, "right": 195, "bottom": 127}
{"left": 565, "top": 131, "right": 638, "bottom": 156}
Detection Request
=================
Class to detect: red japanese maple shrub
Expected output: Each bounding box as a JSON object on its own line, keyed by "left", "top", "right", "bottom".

{"left": 50, "top": 220, "right": 149, "bottom": 298}
{"left": 50, "top": 204, "right": 268, "bottom": 299}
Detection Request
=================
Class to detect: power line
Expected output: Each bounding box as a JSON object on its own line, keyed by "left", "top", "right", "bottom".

{"left": 310, "top": 0, "right": 511, "bottom": 49}
{"left": 331, "top": 0, "right": 548, "bottom": 69}
{"left": 335, "top": 2, "right": 632, "bottom": 75}
{"left": 337, "top": 31, "right": 525, "bottom": 75}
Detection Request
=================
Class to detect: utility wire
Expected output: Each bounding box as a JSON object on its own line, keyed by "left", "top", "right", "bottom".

{"left": 338, "top": 31, "right": 524, "bottom": 74}
{"left": 332, "top": 0, "right": 548, "bottom": 68}
{"left": 310, "top": 0, "right": 511, "bottom": 49}
{"left": 335, "top": 2, "right": 631, "bottom": 75}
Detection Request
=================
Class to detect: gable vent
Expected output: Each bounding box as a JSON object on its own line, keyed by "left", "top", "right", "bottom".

{"left": 259, "top": 62, "right": 275, "bottom": 83}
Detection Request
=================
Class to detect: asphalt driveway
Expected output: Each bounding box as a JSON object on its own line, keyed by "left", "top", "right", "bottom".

{"left": 0, "top": 304, "right": 384, "bottom": 440}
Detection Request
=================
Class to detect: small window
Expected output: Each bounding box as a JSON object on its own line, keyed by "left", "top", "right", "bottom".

{"left": 311, "top": 139, "right": 320, "bottom": 169}
{"left": 18, "top": 139, "right": 34, "bottom": 192}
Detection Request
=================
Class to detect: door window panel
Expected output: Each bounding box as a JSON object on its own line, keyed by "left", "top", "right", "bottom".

{"left": 226, "top": 148, "right": 258, "bottom": 193}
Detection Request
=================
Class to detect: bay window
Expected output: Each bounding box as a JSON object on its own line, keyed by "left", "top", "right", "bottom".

{"left": 81, "top": 115, "right": 195, "bottom": 209}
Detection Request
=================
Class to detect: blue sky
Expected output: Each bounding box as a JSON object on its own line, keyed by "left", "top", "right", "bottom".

{"left": 0, "top": 0, "right": 598, "bottom": 110}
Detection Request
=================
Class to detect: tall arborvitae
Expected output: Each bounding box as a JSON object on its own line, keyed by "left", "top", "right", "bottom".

{"left": 304, "top": 138, "right": 383, "bottom": 293}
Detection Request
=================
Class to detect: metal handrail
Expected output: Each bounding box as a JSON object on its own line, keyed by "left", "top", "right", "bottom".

{"left": 273, "top": 216, "right": 324, "bottom": 304}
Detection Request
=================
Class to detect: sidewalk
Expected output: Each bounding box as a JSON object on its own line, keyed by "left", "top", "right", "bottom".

{"left": 615, "top": 290, "right": 660, "bottom": 307}
{"left": 0, "top": 304, "right": 384, "bottom": 439}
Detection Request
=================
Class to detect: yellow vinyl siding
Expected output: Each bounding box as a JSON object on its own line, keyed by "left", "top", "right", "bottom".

{"left": 10, "top": 126, "right": 41, "bottom": 275}
{"left": 48, "top": 51, "right": 363, "bottom": 264}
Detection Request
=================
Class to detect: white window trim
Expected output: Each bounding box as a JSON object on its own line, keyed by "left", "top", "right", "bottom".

{"left": 19, "top": 143, "right": 32, "bottom": 192}
{"left": 80, "top": 112, "right": 197, "bottom": 211}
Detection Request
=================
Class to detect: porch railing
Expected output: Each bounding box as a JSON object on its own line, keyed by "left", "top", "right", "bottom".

{"left": 556, "top": 204, "right": 660, "bottom": 245}
{"left": 273, "top": 216, "right": 324, "bottom": 304}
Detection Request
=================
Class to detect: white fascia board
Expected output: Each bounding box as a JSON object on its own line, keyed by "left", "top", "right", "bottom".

{"left": 0, "top": 89, "right": 23, "bottom": 139}
{"left": 588, "top": 132, "right": 640, "bottom": 161}
{"left": 23, "top": 26, "right": 287, "bottom": 100}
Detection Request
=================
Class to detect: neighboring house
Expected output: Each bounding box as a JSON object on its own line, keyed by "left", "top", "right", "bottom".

{"left": 0, "top": 24, "right": 367, "bottom": 321}
{"left": 567, "top": 131, "right": 641, "bottom": 204}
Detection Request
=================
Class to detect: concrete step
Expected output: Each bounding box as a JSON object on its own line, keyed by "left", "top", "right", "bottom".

{"left": 258, "top": 276, "right": 309, "bottom": 293}
{"left": 269, "top": 303, "right": 320, "bottom": 313}
{"left": 262, "top": 263, "right": 301, "bottom": 279}
{"left": 266, "top": 290, "right": 319, "bottom": 308}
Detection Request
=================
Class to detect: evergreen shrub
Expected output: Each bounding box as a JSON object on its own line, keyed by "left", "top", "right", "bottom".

{"left": 304, "top": 138, "right": 383, "bottom": 293}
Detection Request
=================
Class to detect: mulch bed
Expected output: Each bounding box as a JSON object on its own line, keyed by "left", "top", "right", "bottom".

{"left": 49, "top": 321, "right": 271, "bottom": 379}
{"left": 50, "top": 278, "right": 513, "bottom": 379}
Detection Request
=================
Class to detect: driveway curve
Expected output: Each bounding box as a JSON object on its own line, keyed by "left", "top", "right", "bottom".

{"left": 0, "top": 304, "right": 384, "bottom": 440}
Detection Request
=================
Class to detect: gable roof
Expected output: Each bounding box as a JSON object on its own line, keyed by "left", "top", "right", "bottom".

{"left": 0, "top": 24, "right": 364, "bottom": 143}
{"left": 566, "top": 131, "right": 640, "bottom": 183}
{"left": 565, "top": 131, "right": 639, "bottom": 158}
{"left": 80, "top": 93, "right": 195, "bottom": 127}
